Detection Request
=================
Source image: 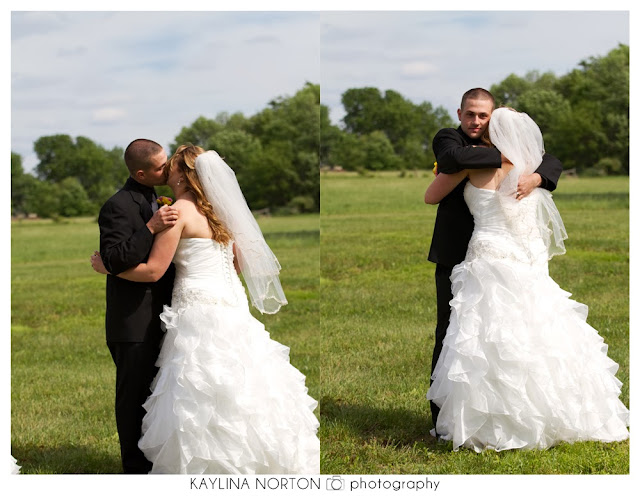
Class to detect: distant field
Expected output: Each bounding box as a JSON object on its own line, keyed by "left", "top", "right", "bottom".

{"left": 320, "top": 172, "right": 629, "bottom": 474}
{"left": 11, "top": 214, "right": 319, "bottom": 474}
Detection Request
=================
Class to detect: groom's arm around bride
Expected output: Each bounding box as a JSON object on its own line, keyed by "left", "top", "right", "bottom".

{"left": 426, "top": 89, "right": 563, "bottom": 433}
{"left": 95, "top": 138, "right": 177, "bottom": 474}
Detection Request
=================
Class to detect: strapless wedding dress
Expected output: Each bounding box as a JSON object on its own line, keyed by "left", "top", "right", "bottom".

{"left": 427, "top": 183, "right": 629, "bottom": 452}
{"left": 138, "top": 238, "right": 319, "bottom": 473}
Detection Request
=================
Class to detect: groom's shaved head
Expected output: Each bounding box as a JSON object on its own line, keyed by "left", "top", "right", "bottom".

{"left": 460, "top": 88, "right": 495, "bottom": 111}
{"left": 124, "top": 139, "right": 164, "bottom": 174}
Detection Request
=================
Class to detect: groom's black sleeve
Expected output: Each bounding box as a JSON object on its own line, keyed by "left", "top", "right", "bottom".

{"left": 99, "top": 197, "right": 154, "bottom": 276}
{"left": 535, "top": 154, "right": 563, "bottom": 192}
{"left": 433, "top": 128, "right": 502, "bottom": 174}
{"left": 434, "top": 128, "right": 564, "bottom": 192}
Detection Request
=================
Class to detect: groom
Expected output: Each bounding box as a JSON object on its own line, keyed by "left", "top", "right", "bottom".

{"left": 95, "top": 139, "right": 178, "bottom": 473}
{"left": 427, "top": 88, "right": 563, "bottom": 431}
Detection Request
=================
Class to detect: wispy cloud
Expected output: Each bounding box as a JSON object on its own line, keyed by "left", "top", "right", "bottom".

{"left": 11, "top": 11, "right": 320, "bottom": 171}
{"left": 321, "top": 11, "right": 629, "bottom": 124}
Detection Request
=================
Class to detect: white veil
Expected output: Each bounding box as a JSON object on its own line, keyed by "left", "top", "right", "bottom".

{"left": 195, "top": 150, "right": 287, "bottom": 314}
{"left": 489, "top": 108, "right": 567, "bottom": 260}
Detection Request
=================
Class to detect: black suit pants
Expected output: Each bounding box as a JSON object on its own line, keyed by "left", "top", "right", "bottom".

{"left": 107, "top": 341, "right": 160, "bottom": 474}
{"left": 430, "top": 263, "right": 454, "bottom": 430}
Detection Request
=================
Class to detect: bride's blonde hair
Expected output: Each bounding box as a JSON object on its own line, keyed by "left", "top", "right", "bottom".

{"left": 167, "top": 144, "right": 232, "bottom": 244}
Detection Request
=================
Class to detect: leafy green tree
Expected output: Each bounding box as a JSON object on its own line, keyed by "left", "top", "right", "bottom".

{"left": 11, "top": 152, "right": 28, "bottom": 215}
{"left": 513, "top": 89, "right": 569, "bottom": 133}
{"left": 491, "top": 73, "right": 532, "bottom": 108}
{"left": 206, "top": 128, "right": 262, "bottom": 178}
{"left": 360, "top": 131, "right": 399, "bottom": 170}
{"left": 248, "top": 82, "right": 320, "bottom": 209}
{"left": 400, "top": 138, "right": 431, "bottom": 170}
{"left": 337, "top": 87, "right": 454, "bottom": 170}
{"left": 73, "top": 137, "right": 128, "bottom": 206}
{"left": 34, "top": 135, "right": 76, "bottom": 182}
{"left": 23, "top": 179, "right": 59, "bottom": 218}
{"left": 56, "top": 177, "right": 93, "bottom": 217}
{"left": 331, "top": 132, "right": 366, "bottom": 171}
{"left": 320, "top": 104, "right": 343, "bottom": 166}
{"left": 341, "top": 87, "right": 385, "bottom": 135}
{"left": 241, "top": 143, "right": 299, "bottom": 210}
{"left": 551, "top": 44, "right": 628, "bottom": 173}
{"left": 170, "top": 83, "right": 320, "bottom": 211}
{"left": 171, "top": 116, "right": 224, "bottom": 150}
{"left": 213, "top": 111, "right": 248, "bottom": 131}
{"left": 33, "top": 135, "right": 128, "bottom": 211}
{"left": 379, "top": 90, "right": 418, "bottom": 148}
{"left": 491, "top": 44, "right": 628, "bottom": 174}
{"left": 11, "top": 152, "right": 23, "bottom": 180}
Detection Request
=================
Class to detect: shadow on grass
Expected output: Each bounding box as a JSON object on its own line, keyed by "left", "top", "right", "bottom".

{"left": 12, "top": 442, "right": 122, "bottom": 474}
{"left": 320, "top": 396, "right": 451, "bottom": 453}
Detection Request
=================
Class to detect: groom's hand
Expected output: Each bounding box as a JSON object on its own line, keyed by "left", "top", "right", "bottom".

{"left": 516, "top": 173, "right": 542, "bottom": 200}
{"left": 91, "top": 251, "right": 109, "bottom": 275}
{"left": 147, "top": 205, "right": 179, "bottom": 234}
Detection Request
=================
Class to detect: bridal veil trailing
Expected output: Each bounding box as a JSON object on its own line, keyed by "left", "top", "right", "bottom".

{"left": 138, "top": 149, "right": 319, "bottom": 473}
{"left": 427, "top": 109, "right": 629, "bottom": 452}
{"left": 195, "top": 151, "right": 287, "bottom": 314}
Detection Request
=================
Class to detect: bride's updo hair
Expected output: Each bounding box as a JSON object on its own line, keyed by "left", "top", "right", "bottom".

{"left": 167, "top": 144, "right": 232, "bottom": 244}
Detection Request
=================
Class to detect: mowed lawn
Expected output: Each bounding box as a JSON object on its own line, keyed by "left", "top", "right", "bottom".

{"left": 11, "top": 213, "right": 319, "bottom": 474}
{"left": 319, "top": 171, "right": 629, "bottom": 474}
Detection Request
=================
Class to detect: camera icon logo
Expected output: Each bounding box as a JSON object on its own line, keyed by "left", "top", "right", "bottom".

{"left": 326, "top": 475, "right": 345, "bottom": 490}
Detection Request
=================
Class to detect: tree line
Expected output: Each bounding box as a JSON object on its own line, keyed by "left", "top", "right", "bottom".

{"left": 11, "top": 44, "right": 628, "bottom": 218}
{"left": 321, "top": 44, "right": 628, "bottom": 176}
{"left": 11, "top": 83, "right": 320, "bottom": 218}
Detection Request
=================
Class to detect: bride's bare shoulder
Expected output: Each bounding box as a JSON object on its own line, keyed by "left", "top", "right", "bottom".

{"left": 171, "top": 198, "right": 202, "bottom": 221}
{"left": 468, "top": 168, "right": 500, "bottom": 189}
{"left": 172, "top": 198, "right": 197, "bottom": 211}
{"left": 173, "top": 198, "right": 211, "bottom": 237}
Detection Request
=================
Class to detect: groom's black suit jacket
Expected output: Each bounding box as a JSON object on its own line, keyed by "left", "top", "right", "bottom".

{"left": 427, "top": 126, "right": 563, "bottom": 267}
{"left": 98, "top": 177, "right": 174, "bottom": 343}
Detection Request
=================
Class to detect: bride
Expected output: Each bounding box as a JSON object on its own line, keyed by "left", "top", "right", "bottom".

{"left": 93, "top": 144, "right": 319, "bottom": 473}
{"left": 424, "top": 108, "right": 629, "bottom": 452}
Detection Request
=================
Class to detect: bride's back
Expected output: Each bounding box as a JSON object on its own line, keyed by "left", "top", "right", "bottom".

{"left": 467, "top": 164, "right": 514, "bottom": 191}
{"left": 175, "top": 198, "right": 216, "bottom": 239}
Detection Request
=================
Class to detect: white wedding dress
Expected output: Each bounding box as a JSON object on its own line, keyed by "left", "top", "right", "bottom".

{"left": 427, "top": 183, "right": 630, "bottom": 452}
{"left": 139, "top": 238, "right": 320, "bottom": 473}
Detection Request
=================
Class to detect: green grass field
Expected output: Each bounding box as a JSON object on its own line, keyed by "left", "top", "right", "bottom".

{"left": 320, "top": 171, "right": 629, "bottom": 474}
{"left": 11, "top": 174, "right": 630, "bottom": 476}
{"left": 11, "top": 213, "right": 319, "bottom": 474}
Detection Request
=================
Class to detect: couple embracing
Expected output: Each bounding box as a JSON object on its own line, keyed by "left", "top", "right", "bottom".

{"left": 92, "top": 140, "right": 320, "bottom": 474}
{"left": 92, "top": 90, "right": 629, "bottom": 474}
{"left": 424, "top": 88, "right": 629, "bottom": 451}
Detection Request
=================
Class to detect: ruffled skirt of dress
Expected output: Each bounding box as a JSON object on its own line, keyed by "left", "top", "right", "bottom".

{"left": 427, "top": 257, "right": 629, "bottom": 452}
{"left": 10, "top": 455, "right": 21, "bottom": 474}
{"left": 138, "top": 301, "right": 320, "bottom": 474}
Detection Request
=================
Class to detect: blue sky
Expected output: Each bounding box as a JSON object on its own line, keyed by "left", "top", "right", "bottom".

{"left": 11, "top": 9, "right": 629, "bottom": 173}
{"left": 11, "top": 11, "right": 320, "bottom": 172}
{"left": 321, "top": 11, "right": 629, "bottom": 124}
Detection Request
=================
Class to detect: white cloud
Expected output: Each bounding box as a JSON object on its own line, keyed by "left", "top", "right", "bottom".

{"left": 9, "top": 10, "right": 631, "bottom": 171}
{"left": 92, "top": 107, "right": 128, "bottom": 124}
{"left": 321, "top": 11, "right": 629, "bottom": 125}
{"left": 11, "top": 11, "right": 320, "bottom": 172}
{"left": 400, "top": 61, "right": 439, "bottom": 78}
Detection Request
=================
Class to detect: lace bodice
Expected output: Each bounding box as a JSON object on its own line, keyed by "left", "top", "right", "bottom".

{"left": 464, "top": 183, "right": 548, "bottom": 267}
{"left": 170, "top": 238, "right": 247, "bottom": 308}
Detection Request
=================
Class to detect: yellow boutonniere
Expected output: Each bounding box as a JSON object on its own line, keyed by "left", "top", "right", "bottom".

{"left": 433, "top": 162, "right": 438, "bottom": 176}
{"left": 156, "top": 196, "right": 173, "bottom": 206}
